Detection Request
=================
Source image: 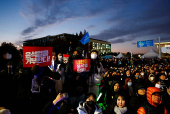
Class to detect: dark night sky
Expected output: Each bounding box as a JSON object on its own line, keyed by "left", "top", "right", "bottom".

{"left": 0, "top": 0, "right": 170, "bottom": 53}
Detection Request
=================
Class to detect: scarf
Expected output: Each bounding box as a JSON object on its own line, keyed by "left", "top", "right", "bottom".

{"left": 114, "top": 106, "right": 127, "bottom": 114}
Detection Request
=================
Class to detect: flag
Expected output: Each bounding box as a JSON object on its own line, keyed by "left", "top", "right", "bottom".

{"left": 80, "top": 32, "right": 90, "bottom": 44}
{"left": 130, "top": 49, "right": 132, "bottom": 58}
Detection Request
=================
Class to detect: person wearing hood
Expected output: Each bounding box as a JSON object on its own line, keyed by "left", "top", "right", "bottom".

{"left": 137, "top": 87, "right": 167, "bottom": 114}
{"left": 130, "top": 84, "right": 146, "bottom": 114}
{"left": 89, "top": 50, "right": 105, "bottom": 97}
{"left": 146, "top": 74, "right": 156, "bottom": 87}
{"left": 77, "top": 93, "right": 102, "bottom": 114}
{"left": 105, "top": 81, "right": 121, "bottom": 111}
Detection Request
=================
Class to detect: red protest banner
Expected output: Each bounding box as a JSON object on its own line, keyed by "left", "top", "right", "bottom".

{"left": 23, "top": 46, "right": 53, "bottom": 67}
{"left": 73, "top": 59, "right": 91, "bottom": 73}
{"left": 63, "top": 54, "right": 70, "bottom": 64}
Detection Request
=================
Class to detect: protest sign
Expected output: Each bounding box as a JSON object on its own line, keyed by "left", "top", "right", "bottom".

{"left": 63, "top": 54, "right": 70, "bottom": 64}
{"left": 73, "top": 59, "right": 90, "bottom": 73}
{"left": 23, "top": 46, "right": 52, "bottom": 67}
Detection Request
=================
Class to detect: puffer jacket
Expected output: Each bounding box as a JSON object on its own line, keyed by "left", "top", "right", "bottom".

{"left": 137, "top": 87, "right": 167, "bottom": 114}
{"left": 77, "top": 101, "right": 102, "bottom": 114}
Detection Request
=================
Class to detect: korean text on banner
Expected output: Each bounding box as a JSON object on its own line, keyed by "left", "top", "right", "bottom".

{"left": 23, "top": 46, "right": 53, "bottom": 67}
{"left": 63, "top": 54, "right": 70, "bottom": 64}
{"left": 80, "top": 32, "right": 90, "bottom": 44}
{"left": 73, "top": 59, "right": 91, "bottom": 73}
{"left": 137, "top": 40, "right": 153, "bottom": 48}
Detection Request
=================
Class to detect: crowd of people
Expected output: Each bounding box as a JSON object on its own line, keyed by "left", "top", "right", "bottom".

{"left": 0, "top": 47, "right": 170, "bottom": 114}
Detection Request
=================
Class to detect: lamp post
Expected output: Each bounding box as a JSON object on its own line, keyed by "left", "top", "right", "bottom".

{"left": 158, "top": 36, "right": 161, "bottom": 58}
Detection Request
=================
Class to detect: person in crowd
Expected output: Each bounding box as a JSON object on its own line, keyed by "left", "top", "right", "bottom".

{"left": 109, "top": 91, "right": 132, "bottom": 114}
{"left": 105, "top": 59, "right": 110, "bottom": 69}
{"left": 65, "top": 48, "right": 83, "bottom": 81}
{"left": 49, "top": 52, "right": 57, "bottom": 72}
{"left": 77, "top": 93, "right": 102, "bottom": 114}
{"left": 122, "top": 78, "right": 134, "bottom": 97}
{"left": 137, "top": 87, "right": 167, "bottom": 114}
{"left": 31, "top": 64, "right": 44, "bottom": 114}
{"left": 130, "top": 84, "right": 146, "bottom": 114}
{"left": 105, "top": 81, "right": 121, "bottom": 111}
{"left": 66, "top": 72, "right": 88, "bottom": 108}
{"left": 125, "top": 70, "right": 133, "bottom": 79}
{"left": 158, "top": 72, "right": 168, "bottom": 92}
{"left": 146, "top": 73, "right": 156, "bottom": 87}
{"left": 55, "top": 53, "right": 65, "bottom": 94}
{"left": 64, "top": 48, "right": 88, "bottom": 107}
{"left": 89, "top": 50, "right": 105, "bottom": 97}
{"left": 162, "top": 83, "right": 170, "bottom": 114}
{"left": 42, "top": 92, "right": 77, "bottom": 114}
{"left": 13, "top": 63, "right": 33, "bottom": 114}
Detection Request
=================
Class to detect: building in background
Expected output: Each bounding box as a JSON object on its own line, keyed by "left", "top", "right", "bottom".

{"left": 154, "top": 42, "right": 170, "bottom": 54}
{"left": 23, "top": 31, "right": 111, "bottom": 58}
{"left": 90, "top": 38, "right": 111, "bottom": 55}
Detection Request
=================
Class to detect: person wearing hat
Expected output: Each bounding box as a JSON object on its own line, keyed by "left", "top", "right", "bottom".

{"left": 88, "top": 50, "right": 105, "bottom": 97}
{"left": 130, "top": 84, "right": 146, "bottom": 114}
{"left": 137, "top": 87, "right": 168, "bottom": 114}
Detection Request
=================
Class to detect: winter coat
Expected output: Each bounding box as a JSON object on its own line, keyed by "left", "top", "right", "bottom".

{"left": 77, "top": 101, "right": 102, "bottom": 114}
{"left": 89, "top": 61, "right": 105, "bottom": 86}
{"left": 137, "top": 87, "right": 167, "bottom": 114}
{"left": 130, "top": 95, "right": 146, "bottom": 114}
{"left": 109, "top": 106, "right": 129, "bottom": 114}
{"left": 105, "top": 81, "right": 121, "bottom": 106}
{"left": 122, "top": 78, "right": 134, "bottom": 97}
{"left": 162, "top": 91, "right": 170, "bottom": 114}
{"left": 42, "top": 101, "right": 77, "bottom": 114}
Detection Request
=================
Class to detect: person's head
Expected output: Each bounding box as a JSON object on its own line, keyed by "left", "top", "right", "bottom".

{"left": 112, "top": 71, "right": 117, "bottom": 76}
{"left": 147, "top": 87, "right": 162, "bottom": 107}
{"left": 140, "top": 71, "right": 145, "bottom": 76}
{"left": 166, "top": 84, "right": 170, "bottom": 94}
{"left": 73, "top": 50, "right": 79, "bottom": 56}
{"left": 126, "top": 70, "right": 130, "bottom": 75}
{"left": 152, "top": 92, "right": 161, "bottom": 105}
{"left": 31, "top": 64, "right": 40, "bottom": 75}
{"left": 135, "top": 71, "right": 140, "bottom": 79}
{"left": 138, "top": 88, "right": 146, "bottom": 96}
{"left": 149, "top": 74, "right": 155, "bottom": 81}
{"left": 112, "top": 81, "right": 120, "bottom": 92}
{"left": 58, "top": 53, "right": 62, "bottom": 61}
{"left": 91, "top": 50, "right": 98, "bottom": 60}
{"left": 85, "top": 93, "right": 96, "bottom": 108}
{"left": 116, "top": 92, "right": 127, "bottom": 108}
{"left": 159, "top": 73, "right": 166, "bottom": 80}
{"left": 125, "top": 78, "right": 132, "bottom": 87}
{"left": 52, "top": 55, "right": 56, "bottom": 61}
{"left": 72, "top": 50, "right": 82, "bottom": 59}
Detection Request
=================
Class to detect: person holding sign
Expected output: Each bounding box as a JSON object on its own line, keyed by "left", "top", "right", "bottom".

{"left": 89, "top": 50, "right": 105, "bottom": 97}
